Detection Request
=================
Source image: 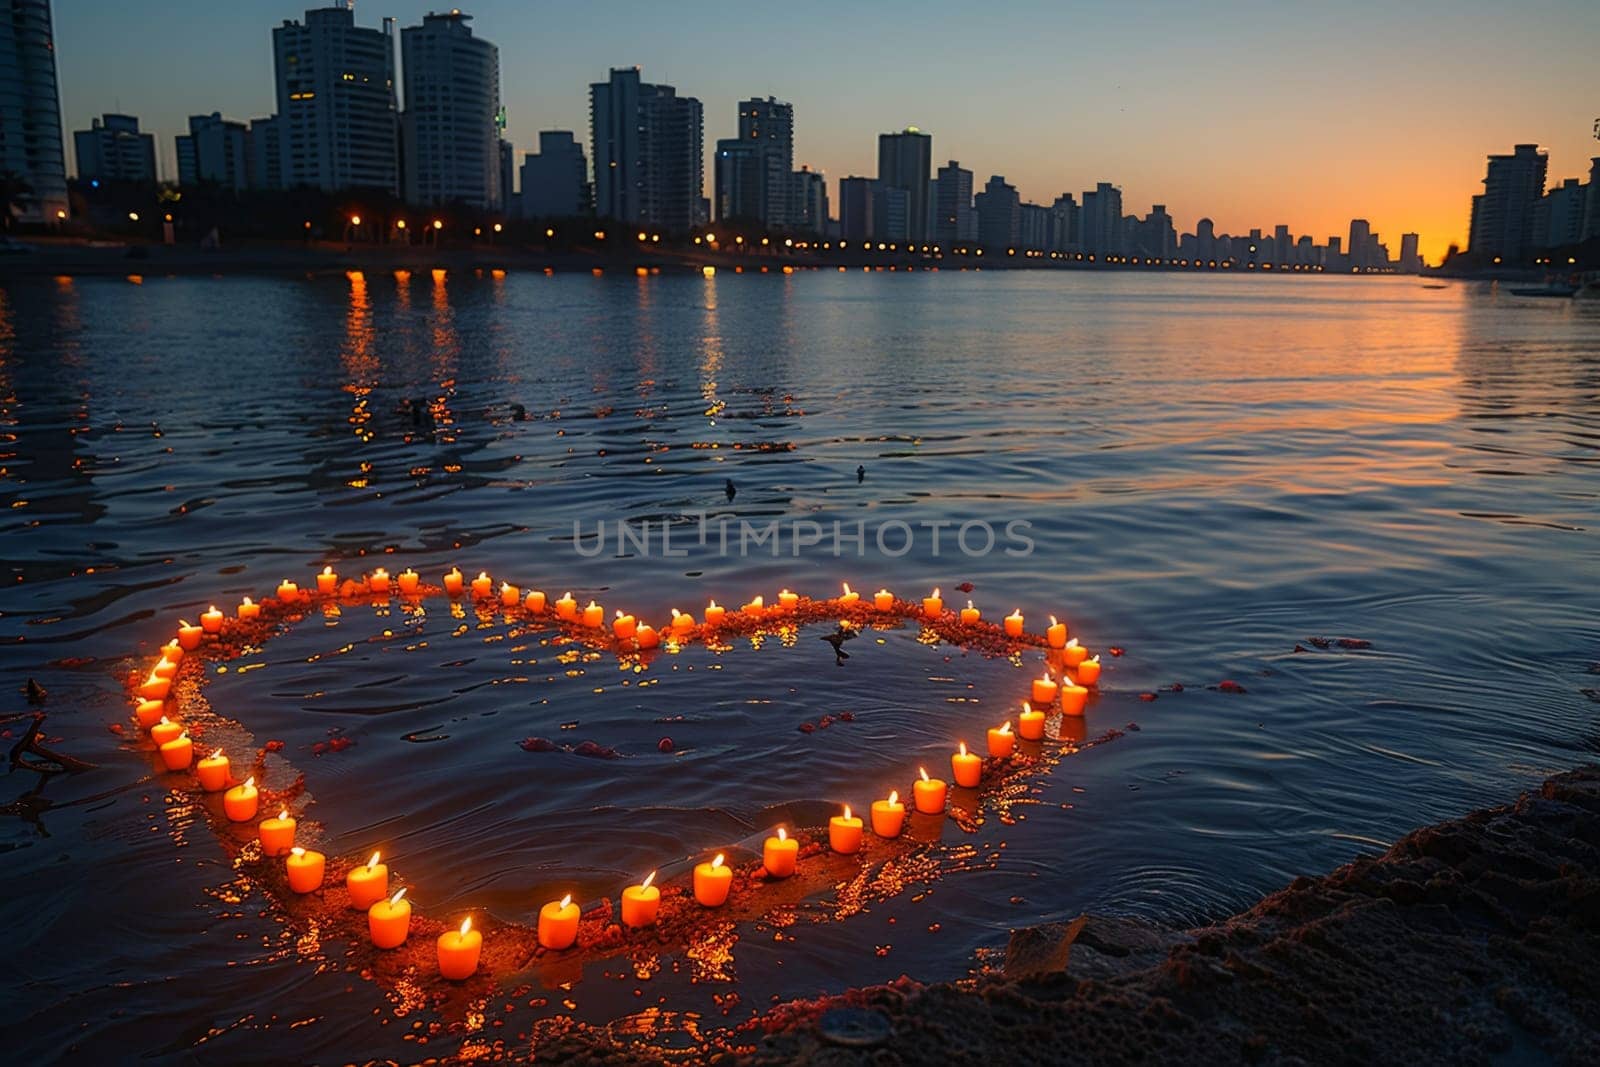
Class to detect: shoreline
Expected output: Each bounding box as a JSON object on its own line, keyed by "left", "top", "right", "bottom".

{"left": 538, "top": 765, "right": 1600, "bottom": 1063}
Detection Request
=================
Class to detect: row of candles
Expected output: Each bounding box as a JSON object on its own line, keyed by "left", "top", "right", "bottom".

{"left": 132, "top": 566, "right": 1100, "bottom": 982}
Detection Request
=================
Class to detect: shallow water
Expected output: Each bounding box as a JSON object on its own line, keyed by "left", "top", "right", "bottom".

{"left": 1, "top": 270, "right": 1597, "bottom": 1061}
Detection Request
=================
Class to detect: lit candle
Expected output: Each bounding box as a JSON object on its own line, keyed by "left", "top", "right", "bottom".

{"left": 1004, "top": 609, "right": 1025, "bottom": 638}
{"left": 612, "top": 610, "right": 637, "bottom": 640}
{"left": 438, "top": 916, "right": 482, "bottom": 979}
{"left": 960, "top": 600, "right": 980, "bottom": 625}
{"left": 986, "top": 720, "right": 1015, "bottom": 758}
{"left": 670, "top": 608, "right": 695, "bottom": 633}
{"left": 200, "top": 605, "right": 224, "bottom": 633}
{"left": 160, "top": 639, "right": 183, "bottom": 663}
{"left": 159, "top": 731, "right": 193, "bottom": 771}
{"left": 276, "top": 579, "right": 299, "bottom": 602}
{"left": 693, "top": 853, "right": 733, "bottom": 906}
{"left": 704, "top": 600, "right": 726, "bottom": 627}
{"left": 537, "top": 893, "right": 579, "bottom": 950}
{"left": 500, "top": 582, "right": 520, "bottom": 607}
{"left": 871, "top": 790, "right": 906, "bottom": 838}
{"left": 316, "top": 565, "right": 338, "bottom": 594}
{"left": 524, "top": 589, "right": 547, "bottom": 613}
{"left": 443, "top": 567, "right": 465, "bottom": 597}
{"left": 1046, "top": 615, "right": 1067, "bottom": 648}
{"left": 922, "top": 587, "right": 943, "bottom": 619}
{"left": 1077, "top": 655, "right": 1102, "bottom": 686}
{"left": 224, "top": 777, "right": 259, "bottom": 822}
{"left": 778, "top": 588, "right": 799, "bottom": 611}
{"left": 286, "top": 846, "right": 326, "bottom": 893}
{"left": 135, "top": 698, "right": 165, "bottom": 729}
{"left": 196, "top": 748, "right": 230, "bottom": 791}
{"left": 397, "top": 568, "right": 420, "bottom": 595}
{"left": 829, "top": 804, "right": 864, "bottom": 854}
{"left": 742, "top": 595, "right": 765, "bottom": 613}
{"left": 763, "top": 827, "right": 798, "bottom": 878}
{"left": 1060, "top": 680, "right": 1089, "bottom": 716}
{"left": 952, "top": 741, "right": 983, "bottom": 788}
{"left": 369, "top": 888, "right": 411, "bottom": 949}
{"left": 151, "top": 716, "right": 183, "bottom": 745}
{"left": 258, "top": 808, "right": 296, "bottom": 856}
{"left": 237, "top": 597, "right": 261, "bottom": 621}
{"left": 1018, "top": 701, "right": 1046, "bottom": 741}
{"left": 138, "top": 672, "right": 170, "bottom": 701}
{"left": 635, "top": 622, "right": 660, "bottom": 649}
{"left": 471, "top": 572, "right": 493, "bottom": 599}
{"left": 555, "top": 591, "right": 577, "bottom": 620}
{"left": 582, "top": 600, "right": 604, "bottom": 627}
{"left": 178, "top": 619, "right": 204, "bottom": 650}
{"left": 152, "top": 655, "right": 179, "bottom": 680}
{"left": 838, "top": 582, "right": 860, "bottom": 607}
{"left": 369, "top": 567, "right": 390, "bottom": 595}
{"left": 1062, "top": 638, "right": 1088, "bottom": 668}
{"left": 620, "top": 871, "right": 660, "bottom": 928}
{"left": 1031, "top": 671, "right": 1059, "bottom": 706}
{"left": 914, "top": 767, "right": 947, "bottom": 814}
{"left": 874, "top": 588, "right": 894, "bottom": 612}
{"left": 347, "top": 851, "right": 388, "bottom": 909}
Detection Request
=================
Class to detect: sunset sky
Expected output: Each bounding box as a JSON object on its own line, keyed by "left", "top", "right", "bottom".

{"left": 55, "top": 0, "right": 1600, "bottom": 262}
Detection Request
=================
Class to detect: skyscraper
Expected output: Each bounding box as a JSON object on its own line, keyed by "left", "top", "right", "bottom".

{"left": 1048, "top": 194, "right": 1078, "bottom": 252}
{"left": 1584, "top": 158, "right": 1600, "bottom": 242}
{"left": 736, "top": 96, "right": 792, "bottom": 227}
{"left": 248, "top": 117, "right": 283, "bottom": 191}
{"left": 0, "top": 0, "right": 68, "bottom": 222}
{"left": 1347, "top": 218, "right": 1372, "bottom": 269}
{"left": 789, "top": 165, "right": 827, "bottom": 234}
{"left": 273, "top": 6, "right": 398, "bottom": 194}
{"left": 974, "top": 174, "right": 1019, "bottom": 250}
{"left": 713, "top": 138, "right": 766, "bottom": 221}
{"left": 1398, "top": 232, "right": 1420, "bottom": 273}
{"left": 401, "top": 11, "right": 502, "bottom": 209}
{"left": 1079, "top": 182, "right": 1123, "bottom": 256}
{"left": 175, "top": 113, "right": 250, "bottom": 190}
{"left": 73, "top": 114, "right": 157, "bottom": 183}
{"left": 933, "top": 160, "right": 973, "bottom": 246}
{"left": 520, "top": 131, "right": 588, "bottom": 218}
{"left": 1466, "top": 143, "right": 1547, "bottom": 261}
{"left": 877, "top": 128, "right": 932, "bottom": 243}
{"left": 590, "top": 68, "right": 703, "bottom": 233}
{"left": 838, "top": 176, "right": 874, "bottom": 241}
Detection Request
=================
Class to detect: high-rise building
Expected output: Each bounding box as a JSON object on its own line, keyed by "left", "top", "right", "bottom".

{"left": 73, "top": 114, "right": 157, "bottom": 183}
{"left": 1531, "top": 177, "right": 1586, "bottom": 249}
{"left": 1019, "top": 202, "right": 1048, "bottom": 251}
{"left": 499, "top": 138, "right": 514, "bottom": 211}
{"left": 873, "top": 183, "right": 909, "bottom": 242}
{"left": 520, "top": 131, "right": 588, "bottom": 218}
{"left": 713, "top": 138, "right": 765, "bottom": 221}
{"left": 1347, "top": 219, "right": 1372, "bottom": 269}
{"left": 974, "top": 174, "right": 1019, "bottom": 250}
{"left": 1048, "top": 194, "right": 1078, "bottom": 251}
{"left": 1079, "top": 182, "right": 1123, "bottom": 256}
{"left": 838, "top": 176, "right": 874, "bottom": 241}
{"left": 175, "top": 113, "right": 250, "bottom": 189}
{"left": 789, "top": 165, "right": 827, "bottom": 233}
{"left": 273, "top": 6, "right": 399, "bottom": 194}
{"left": 590, "top": 67, "right": 703, "bottom": 233}
{"left": 0, "top": 0, "right": 67, "bottom": 222}
{"left": 401, "top": 11, "right": 501, "bottom": 209}
{"left": 1398, "top": 232, "right": 1420, "bottom": 273}
{"left": 1142, "top": 205, "right": 1176, "bottom": 258}
{"left": 877, "top": 128, "right": 931, "bottom": 243}
{"left": 1585, "top": 158, "right": 1600, "bottom": 242}
{"left": 248, "top": 117, "right": 283, "bottom": 190}
{"left": 1466, "top": 143, "right": 1547, "bottom": 261}
{"left": 735, "top": 96, "right": 792, "bottom": 227}
{"left": 933, "top": 160, "right": 973, "bottom": 247}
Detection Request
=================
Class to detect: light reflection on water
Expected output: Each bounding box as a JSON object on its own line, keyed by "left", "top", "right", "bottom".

{"left": 0, "top": 271, "right": 1597, "bottom": 1062}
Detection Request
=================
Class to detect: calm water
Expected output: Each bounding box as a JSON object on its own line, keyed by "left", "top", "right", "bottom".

{"left": 2, "top": 270, "right": 1597, "bottom": 1062}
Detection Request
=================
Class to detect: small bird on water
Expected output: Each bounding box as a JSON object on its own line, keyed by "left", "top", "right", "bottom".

{"left": 857, "top": 464, "right": 865, "bottom": 483}
{"left": 725, "top": 478, "right": 737, "bottom": 502}
{"left": 819, "top": 621, "right": 860, "bottom": 666}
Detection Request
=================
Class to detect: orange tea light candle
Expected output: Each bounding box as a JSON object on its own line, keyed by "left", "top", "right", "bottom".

{"left": 223, "top": 777, "right": 258, "bottom": 822}
{"left": 135, "top": 698, "right": 165, "bottom": 730}
{"left": 369, "top": 888, "right": 411, "bottom": 949}
{"left": 1031, "top": 672, "right": 1059, "bottom": 706}
{"left": 582, "top": 600, "right": 604, "bottom": 627}
{"left": 368, "top": 567, "right": 390, "bottom": 594}
{"left": 1004, "top": 609, "right": 1025, "bottom": 638}
{"left": 694, "top": 853, "right": 733, "bottom": 906}
{"left": 555, "top": 591, "right": 577, "bottom": 620}
{"left": 396, "top": 568, "right": 420, "bottom": 594}
{"left": 620, "top": 871, "right": 661, "bottom": 928}
{"left": 704, "top": 600, "right": 726, "bottom": 627}
{"left": 1077, "top": 655, "right": 1102, "bottom": 686}
{"left": 287, "top": 846, "right": 326, "bottom": 894}
{"left": 500, "top": 582, "right": 520, "bottom": 607}
{"left": 838, "top": 582, "right": 860, "bottom": 607}
{"left": 443, "top": 567, "right": 465, "bottom": 596}
{"left": 138, "top": 672, "right": 170, "bottom": 701}
{"left": 670, "top": 608, "right": 695, "bottom": 633}
{"left": 742, "top": 595, "right": 765, "bottom": 613}
{"left": 200, "top": 605, "right": 224, "bottom": 633}
{"left": 1063, "top": 638, "right": 1088, "bottom": 668}
{"left": 259, "top": 808, "right": 296, "bottom": 856}
{"left": 196, "top": 748, "right": 230, "bottom": 791}
{"left": 635, "top": 623, "right": 659, "bottom": 649}
{"left": 952, "top": 741, "right": 983, "bottom": 788}
{"left": 914, "top": 767, "right": 948, "bottom": 814}
{"left": 987, "top": 720, "right": 1015, "bottom": 758}
{"left": 237, "top": 597, "right": 261, "bottom": 621}
{"left": 150, "top": 716, "right": 183, "bottom": 745}
{"left": 874, "top": 588, "right": 894, "bottom": 611}
{"left": 538, "top": 894, "right": 579, "bottom": 950}
{"left": 1046, "top": 615, "right": 1067, "bottom": 648}
{"left": 763, "top": 827, "right": 798, "bottom": 878}
{"left": 922, "top": 587, "right": 943, "bottom": 619}
{"left": 438, "top": 916, "right": 482, "bottom": 979}
{"left": 1018, "top": 701, "right": 1046, "bottom": 741}
{"left": 159, "top": 732, "right": 193, "bottom": 771}
{"left": 178, "top": 619, "right": 204, "bottom": 650}
{"left": 276, "top": 579, "right": 299, "bottom": 602}
{"left": 871, "top": 790, "right": 906, "bottom": 838}
{"left": 347, "top": 851, "right": 388, "bottom": 910}
{"left": 524, "top": 589, "right": 547, "bottom": 613}
{"left": 960, "top": 600, "right": 980, "bottom": 625}
{"left": 471, "top": 571, "right": 493, "bottom": 599}
{"left": 152, "top": 655, "right": 178, "bottom": 680}
{"left": 1060, "top": 681, "right": 1089, "bottom": 716}
{"left": 778, "top": 588, "right": 799, "bottom": 611}
{"left": 829, "top": 804, "right": 864, "bottom": 854}
{"left": 161, "top": 639, "right": 183, "bottom": 663}
{"left": 612, "top": 611, "right": 637, "bottom": 640}
{"left": 316, "top": 565, "right": 338, "bottom": 594}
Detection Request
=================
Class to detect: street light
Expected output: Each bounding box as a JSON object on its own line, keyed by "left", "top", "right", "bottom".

{"left": 128, "top": 211, "right": 140, "bottom": 222}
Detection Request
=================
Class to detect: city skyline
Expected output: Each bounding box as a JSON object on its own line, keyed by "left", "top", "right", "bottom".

{"left": 42, "top": 0, "right": 1600, "bottom": 261}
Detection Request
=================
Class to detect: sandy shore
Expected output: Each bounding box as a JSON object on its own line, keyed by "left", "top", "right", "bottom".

{"left": 535, "top": 765, "right": 1600, "bottom": 1063}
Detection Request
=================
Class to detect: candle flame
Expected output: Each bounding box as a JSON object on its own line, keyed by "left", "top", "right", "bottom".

{"left": 919, "top": 766, "right": 930, "bottom": 782}
{"left": 999, "top": 720, "right": 1013, "bottom": 735}
{"left": 502, "top": 582, "right": 512, "bottom": 594}
{"left": 642, "top": 870, "right": 657, "bottom": 890}
{"left": 277, "top": 808, "right": 289, "bottom": 821}
{"left": 560, "top": 591, "right": 570, "bottom": 599}
{"left": 1022, "top": 701, "right": 1034, "bottom": 713}
{"left": 209, "top": 748, "right": 223, "bottom": 760}
{"left": 931, "top": 587, "right": 940, "bottom": 597}
{"left": 615, "top": 609, "right": 625, "bottom": 619}
{"left": 367, "top": 851, "right": 381, "bottom": 869}
{"left": 1050, "top": 614, "right": 1059, "bottom": 626}
{"left": 777, "top": 827, "right": 788, "bottom": 841}
{"left": 842, "top": 582, "right": 853, "bottom": 595}
{"left": 671, "top": 608, "right": 681, "bottom": 619}
{"left": 559, "top": 893, "right": 572, "bottom": 909}
{"left": 1066, "top": 638, "right": 1079, "bottom": 649}
{"left": 321, "top": 566, "right": 333, "bottom": 576}
{"left": 780, "top": 588, "right": 792, "bottom": 596}
{"left": 460, "top": 916, "right": 472, "bottom": 936}
{"left": 1087, "top": 654, "right": 1100, "bottom": 664}
{"left": 966, "top": 599, "right": 975, "bottom": 610}
{"left": 158, "top": 715, "right": 170, "bottom": 725}
{"left": 585, "top": 600, "right": 598, "bottom": 610}
{"left": 180, "top": 619, "right": 193, "bottom": 628}
{"left": 842, "top": 804, "right": 853, "bottom": 820}
{"left": 711, "top": 853, "right": 724, "bottom": 869}
{"left": 243, "top": 776, "right": 255, "bottom": 788}
{"left": 242, "top": 596, "right": 254, "bottom": 606}
{"left": 876, "top": 588, "right": 889, "bottom": 596}
{"left": 1040, "top": 672, "right": 1053, "bottom": 684}
{"left": 888, "top": 789, "right": 900, "bottom": 805}
{"left": 959, "top": 741, "right": 969, "bottom": 757}
{"left": 291, "top": 846, "right": 305, "bottom": 857}
{"left": 208, "top": 605, "right": 218, "bottom": 614}
{"left": 390, "top": 888, "right": 407, "bottom": 905}
{"left": 372, "top": 567, "right": 387, "bottom": 576}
